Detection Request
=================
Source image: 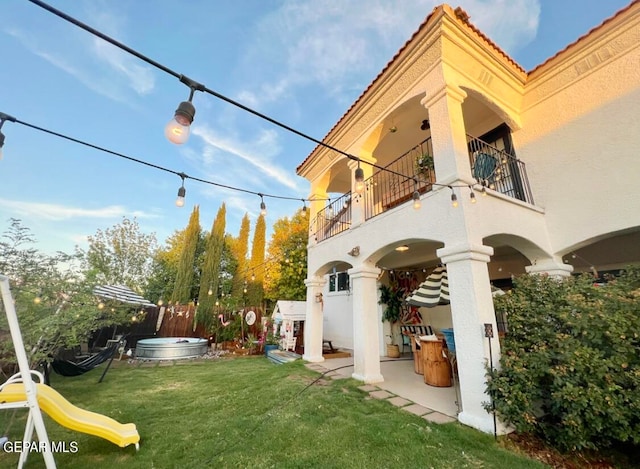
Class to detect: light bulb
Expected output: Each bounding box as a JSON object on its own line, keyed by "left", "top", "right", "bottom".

{"left": 98, "top": 302, "right": 105, "bottom": 310}
{"left": 165, "top": 101, "right": 195, "bottom": 145}
{"left": 260, "top": 201, "right": 267, "bottom": 216}
{"left": 158, "top": 299, "right": 164, "bottom": 306}
{"left": 301, "top": 206, "right": 307, "bottom": 217}
{"left": 354, "top": 167, "right": 365, "bottom": 194}
{"left": 451, "top": 192, "right": 458, "bottom": 208}
{"left": 470, "top": 189, "right": 477, "bottom": 204}
{"left": 175, "top": 186, "right": 186, "bottom": 207}
{"left": 208, "top": 288, "right": 213, "bottom": 296}
{"left": 412, "top": 191, "right": 421, "bottom": 210}
{"left": 33, "top": 296, "right": 41, "bottom": 305}
{"left": 164, "top": 117, "right": 191, "bottom": 145}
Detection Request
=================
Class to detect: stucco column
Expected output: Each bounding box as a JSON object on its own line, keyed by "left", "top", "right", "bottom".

{"left": 437, "top": 243, "right": 508, "bottom": 434}
{"left": 526, "top": 257, "right": 573, "bottom": 277}
{"left": 303, "top": 276, "right": 326, "bottom": 363}
{"left": 421, "top": 85, "right": 475, "bottom": 186}
{"left": 348, "top": 264, "right": 384, "bottom": 383}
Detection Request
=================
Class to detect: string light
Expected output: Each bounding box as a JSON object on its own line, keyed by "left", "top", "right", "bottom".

{"left": 300, "top": 199, "right": 307, "bottom": 217}
{"left": 0, "top": 113, "right": 332, "bottom": 209}
{"left": 450, "top": 187, "right": 458, "bottom": 208}
{"left": 412, "top": 178, "right": 421, "bottom": 210}
{"left": 259, "top": 194, "right": 267, "bottom": 216}
{"left": 354, "top": 162, "right": 365, "bottom": 194}
{"left": 469, "top": 186, "right": 476, "bottom": 204}
{"left": 175, "top": 173, "right": 186, "bottom": 207}
{"left": 0, "top": 112, "right": 16, "bottom": 160}
{"left": 165, "top": 76, "right": 204, "bottom": 145}
{"left": 14, "top": 2, "right": 490, "bottom": 221}
{"left": 26, "top": 0, "right": 479, "bottom": 195}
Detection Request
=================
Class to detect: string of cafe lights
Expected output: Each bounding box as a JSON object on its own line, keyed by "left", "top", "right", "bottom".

{"left": 24, "top": 0, "right": 484, "bottom": 208}
{"left": 0, "top": 111, "right": 327, "bottom": 214}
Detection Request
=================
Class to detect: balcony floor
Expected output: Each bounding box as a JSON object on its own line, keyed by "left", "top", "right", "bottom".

{"left": 306, "top": 352, "right": 460, "bottom": 418}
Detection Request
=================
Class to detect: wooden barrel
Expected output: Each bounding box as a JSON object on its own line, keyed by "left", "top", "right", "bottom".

{"left": 420, "top": 338, "right": 452, "bottom": 387}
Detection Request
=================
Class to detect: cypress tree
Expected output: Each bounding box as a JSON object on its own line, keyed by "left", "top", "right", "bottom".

{"left": 247, "top": 213, "right": 266, "bottom": 307}
{"left": 171, "top": 206, "right": 200, "bottom": 304}
{"left": 230, "top": 213, "right": 250, "bottom": 299}
{"left": 196, "top": 204, "right": 226, "bottom": 330}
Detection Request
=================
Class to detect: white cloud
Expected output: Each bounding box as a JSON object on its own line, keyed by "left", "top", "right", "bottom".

{"left": 191, "top": 125, "right": 301, "bottom": 192}
{"left": 3, "top": 2, "right": 155, "bottom": 103}
{"left": 239, "top": 0, "right": 540, "bottom": 106}
{"left": 0, "top": 199, "right": 159, "bottom": 221}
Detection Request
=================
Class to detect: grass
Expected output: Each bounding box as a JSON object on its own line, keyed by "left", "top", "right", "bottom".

{"left": 0, "top": 356, "right": 547, "bottom": 468}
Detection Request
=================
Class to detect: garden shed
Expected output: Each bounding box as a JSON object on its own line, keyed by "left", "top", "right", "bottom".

{"left": 271, "top": 301, "right": 305, "bottom": 352}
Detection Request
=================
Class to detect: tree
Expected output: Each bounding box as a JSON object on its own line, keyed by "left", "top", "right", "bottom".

{"left": 171, "top": 206, "right": 201, "bottom": 304}
{"left": 230, "top": 213, "right": 250, "bottom": 299}
{"left": 84, "top": 217, "right": 158, "bottom": 292}
{"left": 264, "top": 210, "right": 308, "bottom": 302}
{"left": 0, "top": 219, "right": 131, "bottom": 370}
{"left": 145, "top": 227, "right": 199, "bottom": 304}
{"left": 196, "top": 204, "right": 226, "bottom": 330}
{"left": 487, "top": 270, "right": 640, "bottom": 451}
{"left": 246, "top": 214, "right": 266, "bottom": 307}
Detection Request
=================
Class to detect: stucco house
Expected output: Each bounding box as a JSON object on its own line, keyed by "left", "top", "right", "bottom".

{"left": 297, "top": 2, "right": 640, "bottom": 434}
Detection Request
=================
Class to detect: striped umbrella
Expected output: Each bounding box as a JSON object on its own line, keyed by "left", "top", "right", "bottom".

{"left": 93, "top": 285, "right": 156, "bottom": 307}
{"left": 405, "top": 266, "right": 450, "bottom": 308}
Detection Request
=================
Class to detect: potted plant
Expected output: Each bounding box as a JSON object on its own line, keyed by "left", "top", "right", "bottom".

{"left": 260, "top": 320, "right": 280, "bottom": 356}
{"left": 416, "top": 152, "right": 434, "bottom": 176}
{"left": 378, "top": 284, "right": 403, "bottom": 358}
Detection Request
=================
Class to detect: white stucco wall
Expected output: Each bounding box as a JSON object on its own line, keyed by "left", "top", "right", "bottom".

{"left": 322, "top": 284, "right": 354, "bottom": 350}
{"left": 515, "top": 21, "right": 640, "bottom": 253}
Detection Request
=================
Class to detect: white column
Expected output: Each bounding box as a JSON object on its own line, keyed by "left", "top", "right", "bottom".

{"left": 303, "top": 276, "right": 326, "bottom": 363}
{"left": 421, "top": 85, "right": 474, "bottom": 186}
{"left": 437, "top": 243, "right": 508, "bottom": 434}
{"left": 348, "top": 264, "right": 384, "bottom": 383}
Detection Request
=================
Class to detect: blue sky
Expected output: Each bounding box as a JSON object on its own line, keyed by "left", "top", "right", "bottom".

{"left": 0, "top": 0, "right": 631, "bottom": 255}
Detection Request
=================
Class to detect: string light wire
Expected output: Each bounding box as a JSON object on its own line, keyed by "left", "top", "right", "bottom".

{"left": 26, "top": 0, "right": 476, "bottom": 192}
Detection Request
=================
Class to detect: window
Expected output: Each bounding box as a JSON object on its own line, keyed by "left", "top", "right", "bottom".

{"left": 328, "top": 271, "right": 350, "bottom": 292}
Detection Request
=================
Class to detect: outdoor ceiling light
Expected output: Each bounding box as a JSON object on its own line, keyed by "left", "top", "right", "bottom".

{"left": 354, "top": 162, "right": 365, "bottom": 194}
{"left": 395, "top": 245, "right": 409, "bottom": 252}
{"left": 165, "top": 76, "right": 204, "bottom": 145}
{"left": 176, "top": 173, "right": 187, "bottom": 207}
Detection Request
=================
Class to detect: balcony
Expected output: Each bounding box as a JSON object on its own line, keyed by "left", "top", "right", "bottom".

{"left": 311, "top": 136, "right": 533, "bottom": 243}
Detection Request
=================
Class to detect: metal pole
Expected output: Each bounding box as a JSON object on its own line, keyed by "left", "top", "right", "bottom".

{"left": 0, "top": 275, "right": 57, "bottom": 468}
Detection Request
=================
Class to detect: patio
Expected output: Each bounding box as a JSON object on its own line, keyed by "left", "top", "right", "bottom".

{"left": 307, "top": 352, "right": 460, "bottom": 418}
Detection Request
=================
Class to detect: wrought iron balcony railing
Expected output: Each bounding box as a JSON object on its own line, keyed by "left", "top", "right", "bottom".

{"left": 467, "top": 135, "right": 534, "bottom": 205}
{"left": 363, "top": 138, "right": 435, "bottom": 221}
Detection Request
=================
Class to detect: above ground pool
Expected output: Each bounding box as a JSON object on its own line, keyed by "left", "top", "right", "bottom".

{"left": 135, "top": 337, "right": 208, "bottom": 360}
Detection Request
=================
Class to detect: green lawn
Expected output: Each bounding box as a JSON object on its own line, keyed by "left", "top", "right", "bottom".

{"left": 0, "top": 356, "right": 547, "bottom": 468}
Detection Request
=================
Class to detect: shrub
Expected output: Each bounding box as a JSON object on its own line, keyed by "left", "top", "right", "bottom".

{"left": 486, "top": 268, "right": 640, "bottom": 451}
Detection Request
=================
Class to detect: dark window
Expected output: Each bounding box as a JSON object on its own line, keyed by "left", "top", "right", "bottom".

{"left": 329, "top": 271, "right": 350, "bottom": 292}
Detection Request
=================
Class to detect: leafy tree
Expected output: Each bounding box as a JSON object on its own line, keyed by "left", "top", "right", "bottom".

{"left": 230, "top": 213, "right": 250, "bottom": 300}
{"left": 84, "top": 217, "right": 158, "bottom": 292}
{"left": 171, "top": 206, "right": 201, "bottom": 304}
{"left": 246, "top": 214, "right": 266, "bottom": 307}
{"left": 196, "top": 204, "right": 226, "bottom": 330}
{"left": 264, "top": 210, "right": 308, "bottom": 302}
{"left": 487, "top": 269, "right": 640, "bottom": 451}
{"left": 0, "top": 219, "right": 131, "bottom": 371}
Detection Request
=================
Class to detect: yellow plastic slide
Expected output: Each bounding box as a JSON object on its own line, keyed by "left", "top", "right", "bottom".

{"left": 0, "top": 383, "right": 140, "bottom": 449}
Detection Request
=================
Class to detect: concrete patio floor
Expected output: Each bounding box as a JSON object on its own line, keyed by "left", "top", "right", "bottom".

{"left": 305, "top": 352, "right": 460, "bottom": 420}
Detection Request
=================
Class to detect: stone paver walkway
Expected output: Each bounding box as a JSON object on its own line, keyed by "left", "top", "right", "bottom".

{"left": 305, "top": 362, "right": 457, "bottom": 425}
